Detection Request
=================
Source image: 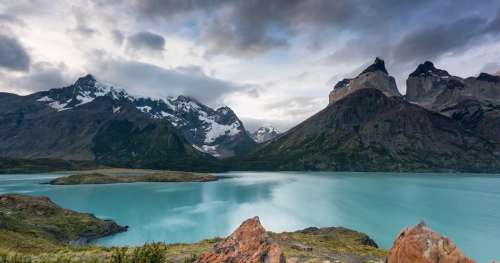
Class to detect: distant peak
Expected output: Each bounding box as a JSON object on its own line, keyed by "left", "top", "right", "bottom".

{"left": 81, "top": 74, "right": 96, "bottom": 81}
{"left": 409, "top": 61, "right": 450, "bottom": 78}
{"left": 361, "top": 57, "right": 388, "bottom": 75}
{"left": 74, "top": 74, "right": 97, "bottom": 86}
{"left": 477, "top": 72, "right": 500, "bottom": 83}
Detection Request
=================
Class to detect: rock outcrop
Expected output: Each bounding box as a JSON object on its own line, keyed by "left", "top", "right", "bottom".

{"left": 406, "top": 61, "right": 500, "bottom": 143}
{"left": 329, "top": 58, "right": 401, "bottom": 104}
{"left": 406, "top": 61, "right": 500, "bottom": 112}
{"left": 197, "top": 216, "right": 286, "bottom": 263}
{"left": 387, "top": 222, "right": 475, "bottom": 263}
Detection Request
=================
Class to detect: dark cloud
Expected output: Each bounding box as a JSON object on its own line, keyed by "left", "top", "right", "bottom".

{"left": 0, "top": 34, "right": 30, "bottom": 71}
{"left": 200, "top": 0, "right": 354, "bottom": 57}
{"left": 87, "top": 54, "right": 245, "bottom": 105}
{"left": 393, "top": 16, "right": 487, "bottom": 64}
{"left": 125, "top": 31, "right": 165, "bottom": 56}
{"left": 1, "top": 62, "right": 72, "bottom": 94}
{"left": 132, "top": 0, "right": 229, "bottom": 17}
{"left": 485, "top": 7, "right": 500, "bottom": 34}
{"left": 131, "top": 0, "right": 499, "bottom": 58}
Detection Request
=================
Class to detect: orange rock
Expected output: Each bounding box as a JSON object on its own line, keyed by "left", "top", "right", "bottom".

{"left": 197, "top": 216, "right": 287, "bottom": 263}
{"left": 387, "top": 222, "right": 475, "bottom": 263}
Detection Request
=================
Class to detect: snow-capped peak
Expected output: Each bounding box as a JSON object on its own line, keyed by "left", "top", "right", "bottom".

{"left": 36, "top": 74, "right": 132, "bottom": 112}
{"left": 35, "top": 74, "right": 249, "bottom": 158}
{"left": 251, "top": 126, "right": 281, "bottom": 143}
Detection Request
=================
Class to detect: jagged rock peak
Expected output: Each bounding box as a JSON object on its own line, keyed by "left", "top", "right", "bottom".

{"left": 477, "top": 72, "right": 500, "bottom": 83}
{"left": 387, "top": 221, "right": 475, "bottom": 263}
{"left": 361, "top": 57, "right": 388, "bottom": 75}
{"left": 409, "top": 61, "right": 450, "bottom": 78}
{"left": 329, "top": 57, "right": 400, "bottom": 104}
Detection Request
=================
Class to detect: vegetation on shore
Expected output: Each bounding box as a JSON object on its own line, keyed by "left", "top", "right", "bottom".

{"left": 0, "top": 194, "right": 387, "bottom": 263}
{"left": 0, "top": 194, "right": 127, "bottom": 255}
{"left": 47, "top": 169, "right": 222, "bottom": 185}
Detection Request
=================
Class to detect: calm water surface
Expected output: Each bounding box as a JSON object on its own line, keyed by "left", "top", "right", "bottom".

{"left": 0, "top": 172, "right": 499, "bottom": 262}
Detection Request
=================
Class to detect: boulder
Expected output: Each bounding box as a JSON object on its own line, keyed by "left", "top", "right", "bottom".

{"left": 197, "top": 216, "right": 287, "bottom": 263}
{"left": 387, "top": 222, "right": 475, "bottom": 263}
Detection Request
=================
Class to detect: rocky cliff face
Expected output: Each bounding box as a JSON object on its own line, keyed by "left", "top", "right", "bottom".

{"left": 329, "top": 58, "right": 401, "bottom": 104}
{"left": 406, "top": 62, "right": 500, "bottom": 112}
{"left": 406, "top": 62, "right": 500, "bottom": 143}
{"left": 387, "top": 222, "right": 475, "bottom": 263}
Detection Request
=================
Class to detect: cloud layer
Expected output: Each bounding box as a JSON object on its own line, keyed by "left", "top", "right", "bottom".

{"left": 1, "top": 0, "right": 500, "bottom": 131}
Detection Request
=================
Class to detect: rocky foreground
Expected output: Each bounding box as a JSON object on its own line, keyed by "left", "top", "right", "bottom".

{"left": 48, "top": 169, "right": 221, "bottom": 185}
{"left": 0, "top": 194, "right": 485, "bottom": 262}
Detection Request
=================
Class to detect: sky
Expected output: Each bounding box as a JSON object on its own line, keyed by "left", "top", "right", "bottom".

{"left": 1, "top": 0, "right": 500, "bottom": 131}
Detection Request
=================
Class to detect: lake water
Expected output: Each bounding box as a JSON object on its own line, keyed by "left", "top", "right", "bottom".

{"left": 0, "top": 172, "right": 499, "bottom": 262}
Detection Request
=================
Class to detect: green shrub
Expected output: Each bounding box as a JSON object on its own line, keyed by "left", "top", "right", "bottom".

{"left": 0, "top": 253, "right": 32, "bottom": 263}
{"left": 110, "top": 243, "right": 167, "bottom": 263}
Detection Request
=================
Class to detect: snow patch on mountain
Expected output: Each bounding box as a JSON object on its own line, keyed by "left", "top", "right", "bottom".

{"left": 251, "top": 126, "right": 281, "bottom": 143}
{"left": 35, "top": 74, "right": 251, "bottom": 158}
{"left": 199, "top": 114, "right": 241, "bottom": 143}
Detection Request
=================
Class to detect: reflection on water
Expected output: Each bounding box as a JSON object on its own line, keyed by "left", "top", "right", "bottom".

{"left": 0, "top": 171, "right": 499, "bottom": 262}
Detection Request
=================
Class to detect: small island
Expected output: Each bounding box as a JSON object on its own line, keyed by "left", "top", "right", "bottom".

{"left": 47, "top": 169, "right": 222, "bottom": 185}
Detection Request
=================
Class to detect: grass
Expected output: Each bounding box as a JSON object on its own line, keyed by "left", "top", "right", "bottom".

{"left": 0, "top": 239, "right": 222, "bottom": 263}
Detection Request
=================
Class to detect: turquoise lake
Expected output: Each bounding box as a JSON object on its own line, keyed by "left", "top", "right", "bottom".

{"left": 0, "top": 172, "right": 499, "bottom": 262}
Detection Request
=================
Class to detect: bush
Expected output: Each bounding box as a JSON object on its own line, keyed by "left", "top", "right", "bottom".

{"left": 110, "top": 243, "right": 167, "bottom": 263}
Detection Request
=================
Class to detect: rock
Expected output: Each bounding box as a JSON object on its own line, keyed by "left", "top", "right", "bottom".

{"left": 290, "top": 243, "right": 313, "bottom": 251}
{"left": 197, "top": 216, "right": 287, "bottom": 263}
{"left": 329, "top": 58, "right": 401, "bottom": 104}
{"left": 387, "top": 222, "right": 475, "bottom": 263}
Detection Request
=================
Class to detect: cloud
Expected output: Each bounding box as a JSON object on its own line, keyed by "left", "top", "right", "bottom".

{"left": 0, "top": 34, "right": 30, "bottom": 71}
{"left": 125, "top": 31, "right": 165, "bottom": 57}
{"left": 86, "top": 54, "right": 246, "bottom": 105}
{"left": 0, "top": 62, "right": 72, "bottom": 94}
{"left": 111, "top": 29, "right": 124, "bottom": 46}
{"left": 393, "top": 16, "right": 487, "bottom": 64}
{"left": 481, "top": 62, "right": 500, "bottom": 75}
{"left": 68, "top": 7, "right": 98, "bottom": 38}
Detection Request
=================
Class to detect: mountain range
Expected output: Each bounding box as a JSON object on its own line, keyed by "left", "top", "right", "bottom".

{"left": 0, "top": 75, "right": 254, "bottom": 171}
{"left": 1, "top": 59, "right": 500, "bottom": 172}
{"left": 241, "top": 58, "right": 500, "bottom": 172}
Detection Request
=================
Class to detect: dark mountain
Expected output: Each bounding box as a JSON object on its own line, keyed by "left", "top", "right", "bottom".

{"left": 407, "top": 62, "right": 500, "bottom": 143}
{"left": 0, "top": 74, "right": 253, "bottom": 171}
{"left": 241, "top": 60, "right": 500, "bottom": 172}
